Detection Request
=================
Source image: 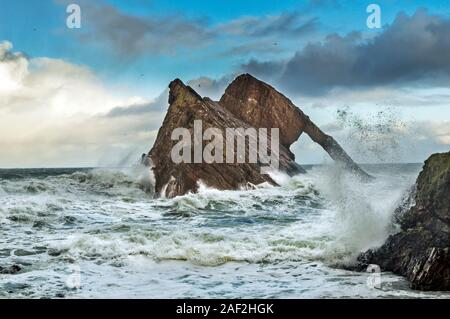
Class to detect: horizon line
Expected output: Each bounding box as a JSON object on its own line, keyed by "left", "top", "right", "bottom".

{"left": 0, "top": 162, "right": 424, "bottom": 170}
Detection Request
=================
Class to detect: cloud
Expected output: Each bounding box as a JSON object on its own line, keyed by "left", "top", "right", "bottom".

{"left": 186, "top": 76, "right": 234, "bottom": 100}
{"left": 106, "top": 90, "right": 169, "bottom": 117}
{"left": 214, "top": 12, "right": 318, "bottom": 58}
{"left": 62, "top": 1, "right": 317, "bottom": 59}
{"left": 0, "top": 41, "right": 29, "bottom": 93}
{"left": 0, "top": 41, "right": 160, "bottom": 168}
{"left": 242, "top": 9, "right": 450, "bottom": 95}
{"left": 0, "top": 41, "right": 127, "bottom": 116}
{"left": 220, "top": 41, "right": 284, "bottom": 58}
{"left": 217, "top": 12, "right": 318, "bottom": 38}
{"left": 73, "top": 2, "right": 214, "bottom": 57}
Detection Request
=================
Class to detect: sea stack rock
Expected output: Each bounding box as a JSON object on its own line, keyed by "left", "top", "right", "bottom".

{"left": 358, "top": 152, "right": 450, "bottom": 291}
{"left": 147, "top": 74, "right": 370, "bottom": 198}
{"left": 148, "top": 79, "right": 302, "bottom": 198}
{"left": 220, "top": 74, "right": 372, "bottom": 179}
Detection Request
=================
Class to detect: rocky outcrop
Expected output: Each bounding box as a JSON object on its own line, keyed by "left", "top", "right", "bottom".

{"left": 147, "top": 74, "right": 370, "bottom": 198}
{"left": 148, "top": 79, "right": 302, "bottom": 198}
{"left": 358, "top": 152, "right": 450, "bottom": 291}
{"left": 220, "top": 74, "right": 372, "bottom": 179}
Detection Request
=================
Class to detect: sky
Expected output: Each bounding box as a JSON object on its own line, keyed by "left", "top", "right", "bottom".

{"left": 0, "top": 0, "right": 449, "bottom": 167}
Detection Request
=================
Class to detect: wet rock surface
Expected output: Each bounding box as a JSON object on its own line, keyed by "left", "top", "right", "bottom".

{"left": 358, "top": 152, "right": 450, "bottom": 291}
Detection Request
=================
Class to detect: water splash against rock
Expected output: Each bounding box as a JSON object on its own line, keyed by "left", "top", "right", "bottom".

{"left": 336, "top": 106, "right": 408, "bottom": 163}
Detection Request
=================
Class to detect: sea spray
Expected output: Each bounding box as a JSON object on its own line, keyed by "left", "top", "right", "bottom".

{"left": 309, "top": 163, "right": 415, "bottom": 263}
{"left": 336, "top": 106, "right": 408, "bottom": 163}
{"left": 96, "top": 148, "right": 144, "bottom": 168}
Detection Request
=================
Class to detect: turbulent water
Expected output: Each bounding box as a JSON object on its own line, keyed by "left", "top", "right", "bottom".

{"left": 0, "top": 164, "right": 449, "bottom": 299}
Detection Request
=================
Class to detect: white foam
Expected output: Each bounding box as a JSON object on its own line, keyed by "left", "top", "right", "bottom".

{"left": 308, "top": 164, "right": 416, "bottom": 261}
{"left": 2, "top": 165, "right": 437, "bottom": 298}
{"left": 267, "top": 169, "right": 291, "bottom": 186}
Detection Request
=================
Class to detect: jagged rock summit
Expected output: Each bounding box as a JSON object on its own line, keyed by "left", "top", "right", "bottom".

{"left": 147, "top": 74, "right": 370, "bottom": 198}
{"left": 357, "top": 152, "right": 450, "bottom": 291}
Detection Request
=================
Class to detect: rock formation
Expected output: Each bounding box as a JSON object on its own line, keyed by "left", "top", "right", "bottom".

{"left": 220, "top": 74, "right": 372, "bottom": 179}
{"left": 357, "top": 152, "right": 450, "bottom": 291}
{"left": 148, "top": 79, "right": 301, "bottom": 198}
{"left": 147, "top": 74, "right": 371, "bottom": 198}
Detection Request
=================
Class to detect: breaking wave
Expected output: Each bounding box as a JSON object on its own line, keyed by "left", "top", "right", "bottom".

{"left": 1, "top": 165, "right": 415, "bottom": 264}
{"left": 1, "top": 163, "right": 431, "bottom": 298}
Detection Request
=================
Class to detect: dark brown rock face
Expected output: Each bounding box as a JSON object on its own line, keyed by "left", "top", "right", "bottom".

{"left": 358, "top": 152, "right": 450, "bottom": 291}
{"left": 148, "top": 79, "right": 303, "bottom": 198}
{"left": 220, "top": 74, "right": 372, "bottom": 179}
{"left": 148, "top": 74, "right": 370, "bottom": 198}
{"left": 220, "top": 74, "right": 305, "bottom": 148}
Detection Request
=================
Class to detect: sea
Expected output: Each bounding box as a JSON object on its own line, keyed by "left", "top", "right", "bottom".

{"left": 1, "top": 164, "right": 449, "bottom": 298}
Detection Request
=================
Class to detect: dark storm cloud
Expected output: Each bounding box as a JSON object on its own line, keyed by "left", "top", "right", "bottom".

{"left": 242, "top": 9, "right": 450, "bottom": 95}
{"left": 74, "top": 2, "right": 214, "bottom": 57}
{"left": 242, "top": 59, "right": 285, "bottom": 78}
